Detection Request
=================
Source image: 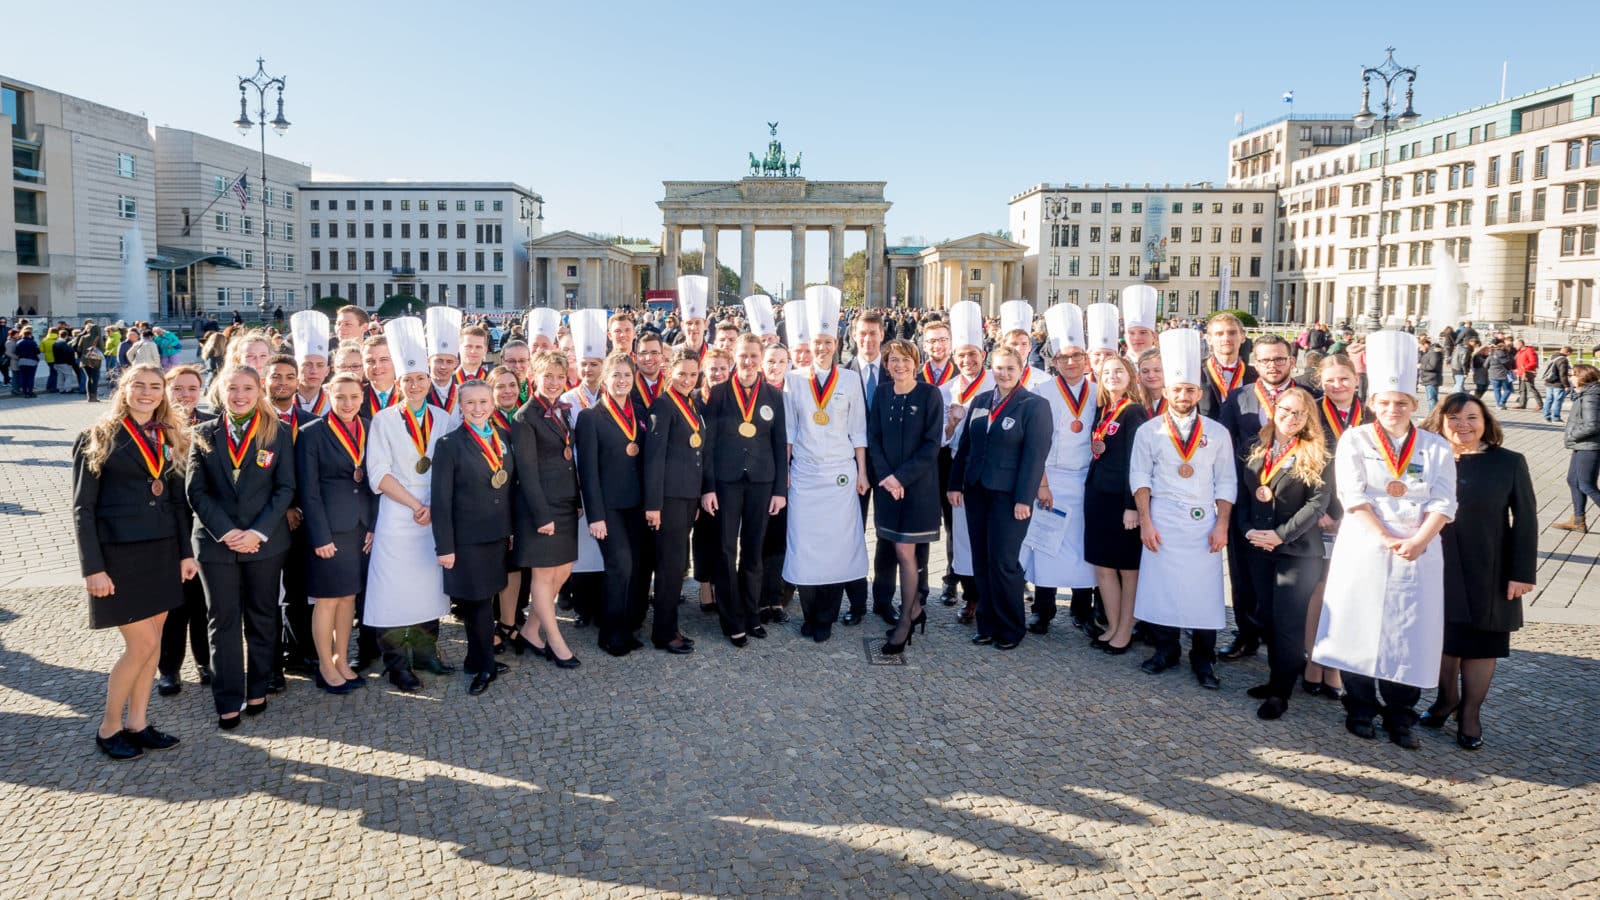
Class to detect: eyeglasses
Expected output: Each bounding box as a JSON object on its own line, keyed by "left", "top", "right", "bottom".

{"left": 1255, "top": 357, "right": 1291, "bottom": 366}
{"left": 1277, "top": 408, "right": 1309, "bottom": 419}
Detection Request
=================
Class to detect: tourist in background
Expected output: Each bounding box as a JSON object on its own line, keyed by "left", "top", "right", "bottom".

{"left": 1487, "top": 340, "right": 1515, "bottom": 409}
{"left": 1552, "top": 364, "right": 1600, "bottom": 533}
{"left": 1417, "top": 336, "right": 1444, "bottom": 411}
{"left": 1512, "top": 339, "right": 1542, "bottom": 410}
{"left": 12, "top": 326, "right": 38, "bottom": 397}
{"left": 1540, "top": 347, "right": 1573, "bottom": 423}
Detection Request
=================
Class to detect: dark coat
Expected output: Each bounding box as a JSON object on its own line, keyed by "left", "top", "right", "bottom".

{"left": 1417, "top": 349, "right": 1445, "bottom": 386}
{"left": 1237, "top": 447, "right": 1332, "bottom": 557}
{"left": 1085, "top": 400, "right": 1150, "bottom": 508}
{"left": 1442, "top": 446, "right": 1536, "bottom": 633}
{"left": 643, "top": 389, "right": 706, "bottom": 508}
{"left": 949, "top": 387, "right": 1052, "bottom": 505}
{"left": 1218, "top": 380, "right": 1320, "bottom": 500}
{"left": 72, "top": 425, "right": 193, "bottom": 576}
{"left": 577, "top": 399, "right": 645, "bottom": 521}
{"left": 510, "top": 394, "right": 580, "bottom": 530}
{"left": 1198, "top": 357, "right": 1257, "bottom": 419}
{"left": 294, "top": 416, "right": 377, "bottom": 547}
{"left": 867, "top": 381, "right": 944, "bottom": 491}
{"left": 184, "top": 417, "right": 297, "bottom": 563}
{"left": 430, "top": 426, "right": 516, "bottom": 554}
{"left": 1564, "top": 384, "right": 1600, "bottom": 451}
{"left": 700, "top": 376, "right": 787, "bottom": 492}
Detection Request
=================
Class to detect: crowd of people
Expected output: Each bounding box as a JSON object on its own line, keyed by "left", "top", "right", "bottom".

{"left": 63, "top": 282, "right": 1598, "bottom": 764}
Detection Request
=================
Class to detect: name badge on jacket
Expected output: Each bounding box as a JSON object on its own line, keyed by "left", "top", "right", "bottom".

{"left": 257, "top": 449, "right": 276, "bottom": 468}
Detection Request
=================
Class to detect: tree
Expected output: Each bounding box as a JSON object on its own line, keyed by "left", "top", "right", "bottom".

{"left": 677, "top": 249, "right": 764, "bottom": 304}
{"left": 376, "top": 294, "right": 424, "bottom": 318}
{"left": 312, "top": 296, "right": 344, "bottom": 317}
{"left": 841, "top": 250, "right": 867, "bottom": 306}
{"left": 990, "top": 228, "right": 1013, "bottom": 241}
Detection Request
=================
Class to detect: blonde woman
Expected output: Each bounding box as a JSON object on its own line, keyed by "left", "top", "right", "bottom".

{"left": 72, "top": 364, "right": 198, "bottom": 759}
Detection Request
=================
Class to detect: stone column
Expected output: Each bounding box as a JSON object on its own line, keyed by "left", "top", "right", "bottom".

{"left": 663, "top": 225, "right": 681, "bottom": 287}
{"left": 739, "top": 223, "right": 756, "bottom": 299}
{"left": 588, "top": 256, "right": 602, "bottom": 308}
{"left": 546, "top": 256, "right": 558, "bottom": 309}
{"left": 702, "top": 225, "right": 719, "bottom": 303}
{"left": 828, "top": 223, "right": 846, "bottom": 288}
{"left": 867, "top": 224, "right": 886, "bottom": 307}
{"left": 790, "top": 224, "right": 806, "bottom": 299}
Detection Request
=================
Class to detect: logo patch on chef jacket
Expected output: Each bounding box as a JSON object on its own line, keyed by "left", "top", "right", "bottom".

{"left": 1001, "top": 417, "right": 1016, "bottom": 430}
{"left": 1407, "top": 462, "right": 1424, "bottom": 475}
{"left": 836, "top": 474, "right": 850, "bottom": 487}
{"left": 760, "top": 405, "right": 774, "bottom": 421}
{"left": 1198, "top": 435, "right": 1209, "bottom": 447}
{"left": 257, "top": 449, "right": 275, "bottom": 468}
{"left": 1190, "top": 507, "right": 1205, "bottom": 520}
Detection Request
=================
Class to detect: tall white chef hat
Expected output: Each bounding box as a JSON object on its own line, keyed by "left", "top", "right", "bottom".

{"left": 949, "top": 300, "right": 985, "bottom": 351}
{"left": 1158, "top": 327, "right": 1203, "bottom": 387}
{"left": 804, "top": 285, "right": 842, "bottom": 339}
{"left": 525, "top": 307, "right": 560, "bottom": 344}
{"left": 1366, "top": 329, "right": 1419, "bottom": 397}
{"left": 384, "top": 317, "right": 429, "bottom": 378}
{"left": 1043, "top": 302, "right": 1085, "bottom": 356}
{"left": 1086, "top": 303, "right": 1120, "bottom": 353}
{"left": 678, "top": 275, "right": 709, "bottom": 322}
{"left": 569, "top": 308, "right": 609, "bottom": 361}
{"left": 783, "top": 299, "right": 812, "bottom": 346}
{"left": 424, "top": 306, "right": 462, "bottom": 359}
{"left": 999, "top": 300, "right": 1034, "bottom": 335}
{"left": 289, "top": 310, "right": 329, "bottom": 363}
{"left": 743, "top": 294, "right": 777, "bottom": 337}
{"left": 1120, "top": 285, "right": 1159, "bottom": 333}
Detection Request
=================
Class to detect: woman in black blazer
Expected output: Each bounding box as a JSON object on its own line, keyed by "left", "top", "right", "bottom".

{"left": 578, "top": 352, "right": 649, "bottom": 657}
{"left": 487, "top": 365, "right": 527, "bottom": 652}
{"left": 1239, "top": 386, "right": 1332, "bottom": 721}
{"left": 73, "top": 363, "right": 198, "bottom": 760}
{"left": 295, "top": 372, "right": 375, "bottom": 694}
{"left": 156, "top": 365, "right": 214, "bottom": 696}
{"left": 642, "top": 350, "right": 702, "bottom": 653}
{"left": 948, "top": 346, "right": 1052, "bottom": 650}
{"left": 868, "top": 340, "right": 945, "bottom": 655}
{"left": 508, "top": 350, "right": 582, "bottom": 667}
{"left": 432, "top": 380, "right": 520, "bottom": 694}
{"left": 1083, "top": 356, "right": 1151, "bottom": 653}
{"left": 186, "top": 364, "right": 297, "bottom": 728}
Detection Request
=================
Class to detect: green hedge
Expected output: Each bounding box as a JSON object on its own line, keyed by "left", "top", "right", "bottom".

{"left": 1209, "top": 308, "right": 1259, "bottom": 328}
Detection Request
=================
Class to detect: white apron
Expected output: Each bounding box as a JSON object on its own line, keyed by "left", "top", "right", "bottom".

{"left": 1134, "top": 496, "right": 1226, "bottom": 629}
{"left": 562, "top": 386, "right": 605, "bottom": 574}
{"left": 1312, "top": 426, "right": 1456, "bottom": 688}
{"left": 940, "top": 371, "right": 993, "bottom": 581}
{"left": 951, "top": 505, "right": 974, "bottom": 577}
{"left": 365, "top": 496, "right": 449, "bottom": 628}
{"left": 783, "top": 457, "right": 869, "bottom": 586}
{"left": 1021, "top": 465, "right": 1094, "bottom": 588}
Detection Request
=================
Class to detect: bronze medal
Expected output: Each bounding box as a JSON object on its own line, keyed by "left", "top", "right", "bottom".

{"left": 1385, "top": 480, "right": 1407, "bottom": 497}
{"left": 563, "top": 446, "right": 573, "bottom": 461}
{"left": 491, "top": 469, "right": 509, "bottom": 489}
{"left": 625, "top": 442, "right": 639, "bottom": 457}
{"left": 738, "top": 422, "right": 758, "bottom": 438}
{"left": 415, "top": 456, "right": 431, "bottom": 474}
{"left": 232, "top": 468, "right": 242, "bottom": 482}
{"left": 352, "top": 466, "right": 364, "bottom": 483}
{"left": 1177, "top": 463, "right": 1195, "bottom": 478}
{"left": 1070, "top": 420, "right": 1083, "bottom": 433}
{"left": 812, "top": 410, "right": 830, "bottom": 426}
{"left": 1255, "top": 485, "right": 1274, "bottom": 503}
{"left": 150, "top": 479, "right": 164, "bottom": 497}
{"left": 1090, "top": 440, "right": 1106, "bottom": 456}
{"left": 688, "top": 433, "right": 703, "bottom": 448}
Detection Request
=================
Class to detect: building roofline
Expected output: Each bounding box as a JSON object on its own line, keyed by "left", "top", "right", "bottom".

{"left": 296, "top": 180, "right": 542, "bottom": 201}
{"left": 1009, "top": 182, "right": 1277, "bottom": 202}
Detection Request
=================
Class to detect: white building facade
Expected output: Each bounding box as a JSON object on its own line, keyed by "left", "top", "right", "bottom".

{"left": 298, "top": 182, "right": 542, "bottom": 314}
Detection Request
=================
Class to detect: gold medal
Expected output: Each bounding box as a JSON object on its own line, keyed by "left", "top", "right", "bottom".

{"left": 415, "top": 457, "right": 431, "bottom": 474}
{"left": 625, "top": 442, "right": 639, "bottom": 457}
{"left": 688, "top": 433, "right": 703, "bottom": 448}
{"left": 1255, "top": 485, "right": 1274, "bottom": 503}
{"left": 812, "top": 410, "right": 830, "bottom": 425}
{"left": 1177, "top": 463, "right": 1194, "bottom": 478}
{"left": 1385, "top": 480, "right": 1407, "bottom": 497}
{"left": 150, "top": 479, "right": 164, "bottom": 497}
{"left": 232, "top": 468, "right": 241, "bottom": 482}
{"left": 491, "top": 469, "right": 509, "bottom": 489}
{"left": 738, "top": 422, "right": 758, "bottom": 438}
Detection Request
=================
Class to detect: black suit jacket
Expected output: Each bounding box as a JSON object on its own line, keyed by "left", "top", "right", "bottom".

{"left": 1198, "top": 358, "right": 1257, "bottom": 419}
{"left": 1085, "top": 401, "right": 1151, "bottom": 509}
{"left": 867, "top": 381, "right": 944, "bottom": 490}
{"left": 699, "top": 376, "right": 787, "bottom": 492}
{"left": 185, "top": 417, "right": 297, "bottom": 563}
{"left": 510, "top": 395, "right": 580, "bottom": 531}
{"left": 577, "top": 402, "right": 644, "bottom": 520}
{"left": 643, "top": 390, "right": 705, "bottom": 508}
{"left": 294, "top": 416, "right": 377, "bottom": 547}
{"left": 1218, "top": 381, "right": 1322, "bottom": 493}
{"left": 1237, "top": 450, "right": 1331, "bottom": 557}
{"left": 430, "top": 427, "right": 516, "bottom": 554}
{"left": 273, "top": 404, "right": 321, "bottom": 507}
{"left": 848, "top": 356, "right": 888, "bottom": 477}
{"left": 359, "top": 383, "right": 401, "bottom": 423}
{"left": 72, "top": 426, "right": 193, "bottom": 576}
{"left": 949, "top": 388, "right": 1052, "bottom": 505}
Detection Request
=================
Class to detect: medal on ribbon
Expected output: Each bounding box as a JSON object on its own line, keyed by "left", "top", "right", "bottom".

{"left": 121, "top": 417, "right": 167, "bottom": 496}
{"left": 1055, "top": 375, "right": 1089, "bottom": 434}
{"left": 733, "top": 376, "right": 760, "bottom": 438}
{"left": 1374, "top": 423, "right": 1416, "bottom": 498}
{"left": 538, "top": 395, "right": 574, "bottom": 460}
{"left": 1204, "top": 358, "right": 1244, "bottom": 399}
{"left": 1090, "top": 396, "right": 1131, "bottom": 458}
{"left": 467, "top": 426, "right": 509, "bottom": 488}
{"left": 1322, "top": 396, "right": 1361, "bottom": 439}
{"left": 809, "top": 365, "right": 839, "bottom": 426}
{"left": 666, "top": 388, "right": 703, "bottom": 448}
{"left": 402, "top": 404, "right": 433, "bottom": 474}
{"left": 329, "top": 414, "right": 366, "bottom": 482}
{"left": 226, "top": 412, "right": 260, "bottom": 481}
{"left": 1257, "top": 438, "right": 1297, "bottom": 502}
{"left": 604, "top": 393, "right": 640, "bottom": 456}
{"left": 1165, "top": 412, "right": 1202, "bottom": 478}
{"left": 921, "top": 361, "right": 954, "bottom": 387}
{"left": 635, "top": 373, "right": 661, "bottom": 406}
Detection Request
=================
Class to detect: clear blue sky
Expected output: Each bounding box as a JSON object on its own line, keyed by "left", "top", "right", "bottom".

{"left": 10, "top": 0, "right": 1599, "bottom": 292}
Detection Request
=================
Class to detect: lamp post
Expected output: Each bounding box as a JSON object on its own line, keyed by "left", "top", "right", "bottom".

{"left": 1352, "top": 47, "right": 1419, "bottom": 333}
{"left": 233, "top": 57, "right": 289, "bottom": 319}
{"left": 1043, "top": 195, "right": 1068, "bottom": 307}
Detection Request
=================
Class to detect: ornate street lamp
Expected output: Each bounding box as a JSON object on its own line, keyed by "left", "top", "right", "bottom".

{"left": 234, "top": 58, "right": 289, "bottom": 318}
{"left": 1355, "top": 47, "right": 1419, "bottom": 333}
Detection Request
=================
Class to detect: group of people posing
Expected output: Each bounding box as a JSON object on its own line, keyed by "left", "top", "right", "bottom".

{"left": 74, "top": 279, "right": 1552, "bottom": 764}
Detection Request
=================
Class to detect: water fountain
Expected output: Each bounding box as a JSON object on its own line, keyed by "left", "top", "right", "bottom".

{"left": 120, "top": 223, "right": 149, "bottom": 324}
{"left": 1429, "top": 253, "right": 1466, "bottom": 331}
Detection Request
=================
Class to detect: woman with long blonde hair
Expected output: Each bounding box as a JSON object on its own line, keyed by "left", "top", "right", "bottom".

{"left": 73, "top": 363, "right": 199, "bottom": 759}
{"left": 1238, "top": 386, "right": 1331, "bottom": 721}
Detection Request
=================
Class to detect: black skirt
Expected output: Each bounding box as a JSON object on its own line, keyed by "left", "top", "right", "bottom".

{"left": 1083, "top": 488, "right": 1142, "bottom": 571}
{"left": 513, "top": 497, "right": 578, "bottom": 568}
{"left": 874, "top": 480, "right": 941, "bottom": 544}
{"left": 445, "top": 539, "right": 511, "bottom": 600}
{"left": 89, "top": 536, "right": 184, "bottom": 629}
{"left": 1443, "top": 622, "right": 1511, "bottom": 659}
{"left": 307, "top": 528, "right": 367, "bottom": 599}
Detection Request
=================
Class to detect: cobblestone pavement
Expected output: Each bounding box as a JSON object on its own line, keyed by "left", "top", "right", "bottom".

{"left": 2, "top": 389, "right": 1597, "bottom": 896}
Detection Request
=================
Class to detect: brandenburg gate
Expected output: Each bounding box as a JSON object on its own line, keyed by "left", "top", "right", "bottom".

{"left": 658, "top": 125, "right": 892, "bottom": 305}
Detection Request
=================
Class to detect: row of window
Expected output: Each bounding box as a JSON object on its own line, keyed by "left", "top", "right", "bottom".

{"left": 212, "top": 287, "right": 296, "bottom": 307}
{"left": 207, "top": 247, "right": 296, "bottom": 272}
{"left": 309, "top": 249, "right": 504, "bottom": 274}
{"left": 1043, "top": 200, "right": 1266, "bottom": 217}
{"left": 305, "top": 221, "right": 504, "bottom": 243}
{"left": 1045, "top": 252, "right": 1262, "bottom": 279}
{"left": 1048, "top": 223, "right": 1264, "bottom": 249}
{"left": 1559, "top": 226, "right": 1599, "bottom": 257}
{"left": 307, "top": 197, "right": 504, "bottom": 213}
{"left": 211, "top": 176, "right": 294, "bottom": 210}
{"left": 1289, "top": 182, "right": 1597, "bottom": 244}
{"left": 212, "top": 213, "right": 295, "bottom": 240}
{"left": 309, "top": 281, "right": 506, "bottom": 309}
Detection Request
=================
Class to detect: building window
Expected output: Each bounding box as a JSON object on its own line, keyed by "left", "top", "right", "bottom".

{"left": 401, "top": 223, "right": 410, "bottom": 239}
{"left": 1131, "top": 202, "right": 1142, "bottom": 213}
{"left": 285, "top": 223, "right": 294, "bottom": 241}
{"left": 493, "top": 251, "right": 504, "bottom": 272}
{"left": 365, "top": 250, "right": 375, "bottom": 271}
{"left": 1561, "top": 228, "right": 1576, "bottom": 257}
{"left": 457, "top": 200, "right": 466, "bottom": 211}
{"left": 242, "top": 217, "right": 254, "bottom": 236}
{"left": 1535, "top": 145, "right": 1549, "bottom": 179}
{"left": 1190, "top": 227, "right": 1202, "bottom": 243}
{"left": 311, "top": 251, "right": 321, "bottom": 271}
{"left": 493, "top": 200, "right": 504, "bottom": 212}
{"left": 493, "top": 284, "right": 505, "bottom": 307}
{"left": 243, "top": 250, "right": 254, "bottom": 269}
{"left": 457, "top": 223, "right": 467, "bottom": 240}
{"left": 1089, "top": 227, "right": 1101, "bottom": 243}
{"left": 1088, "top": 256, "right": 1100, "bottom": 277}
{"left": 1509, "top": 151, "right": 1524, "bottom": 183}
{"left": 116, "top": 153, "right": 135, "bottom": 179}
{"left": 383, "top": 250, "right": 393, "bottom": 270}
{"left": 458, "top": 251, "right": 468, "bottom": 272}
{"left": 214, "top": 175, "right": 227, "bottom": 196}
{"left": 382, "top": 223, "right": 392, "bottom": 239}
{"left": 347, "top": 250, "right": 357, "bottom": 270}
{"left": 421, "top": 223, "right": 430, "bottom": 239}
{"left": 215, "top": 213, "right": 230, "bottom": 233}
{"left": 116, "top": 195, "right": 136, "bottom": 219}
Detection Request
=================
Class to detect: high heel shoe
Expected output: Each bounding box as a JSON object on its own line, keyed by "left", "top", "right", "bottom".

{"left": 1419, "top": 701, "right": 1460, "bottom": 729}
{"left": 881, "top": 631, "right": 907, "bottom": 656}
{"left": 1456, "top": 729, "right": 1483, "bottom": 751}
{"left": 912, "top": 609, "right": 927, "bottom": 634}
{"left": 494, "top": 623, "right": 517, "bottom": 655}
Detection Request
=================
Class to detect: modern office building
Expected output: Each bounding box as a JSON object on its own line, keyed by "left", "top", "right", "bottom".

{"left": 1228, "top": 114, "right": 1367, "bottom": 190}
{"left": 298, "top": 182, "right": 542, "bottom": 313}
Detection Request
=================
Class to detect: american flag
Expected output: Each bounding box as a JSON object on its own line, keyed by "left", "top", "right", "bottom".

{"left": 232, "top": 174, "right": 249, "bottom": 210}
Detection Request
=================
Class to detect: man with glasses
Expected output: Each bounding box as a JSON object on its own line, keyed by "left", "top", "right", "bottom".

{"left": 1215, "top": 334, "right": 1313, "bottom": 663}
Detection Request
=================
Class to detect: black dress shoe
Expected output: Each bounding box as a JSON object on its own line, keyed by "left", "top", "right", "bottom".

{"left": 96, "top": 730, "right": 143, "bottom": 760}
{"left": 939, "top": 587, "right": 959, "bottom": 607}
{"left": 1345, "top": 717, "right": 1377, "bottom": 739}
{"left": 243, "top": 700, "right": 268, "bottom": 717}
{"left": 1301, "top": 678, "right": 1325, "bottom": 697}
{"left": 265, "top": 671, "right": 287, "bottom": 694}
{"left": 156, "top": 672, "right": 182, "bottom": 696}
{"left": 799, "top": 622, "right": 814, "bottom": 638}
{"left": 196, "top": 665, "right": 213, "bottom": 685}
{"left": 840, "top": 612, "right": 863, "bottom": 626}
{"left": 1193, "top": 666, "right": 1220, "bottom": 690}
{"left": 552, "top": 653, "right": 581, "bottom": 669}
{"left": 875, "top": 606, "right": 900, "bottom": 626}
{"left": 728, "top": 634, "right": 749, "bottom": 648}
{"left": 811, "top": 625, "right": 831, "bottom": 643}
{"left": 749, "top": 625, "right": 768, "bottom": 640}
{"left": 1456, "top": 730, "right": 1483, "bottom": 751}
{"left": 603, "top": 643, "right": 632, "bottom": 657}
{"left": 1388, "top": 726, "right": 1421, "bottom": 750}
{"left": 1218, "top": 635, "right": 1259, "bottom": 661}
{"left": 1256, "top": 697, "right": 1289, "bottom": 720}
{"left": 1026, "top": 617, "right": 1050, "bottom": 635}
{"left": 1140, "top": 654, "right": 1177, "bottom": 674}
{"left": 468, "top": 672, "right": 494, "bottom": 696}
{"left": 389, "top": 670, "right": 424, "bottom": 692}
{"left": 626, "top": 636, "right": 645, "bottom": 652}
{"left": 1246, "top": 683, "right": 1276, "bottom": 699}
{"left": 657, "top": 640, "right": 695, "bottom": 655}
{"left": 994, "top": 639, "right": 1021, "bottom": 650}
{"left": 767, "top": 607, "right": 789, "bottom": 624}
{"left": 1419, "top": 701, "right": 1459, "bottom": 729}
{"left": 218, "top": 715, "right": 242, "bottom": 730}
{"left": 971, "top": 634, "right": 995, "bottom": 646}
{"left": 418, "top": 658, "right": 456, "bottom": 675}
{"left": 125, "top": 725, "right": 180, "bottom": 751}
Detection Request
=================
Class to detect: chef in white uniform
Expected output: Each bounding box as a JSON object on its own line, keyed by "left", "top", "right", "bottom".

{"left": 939, "top": 301, "right": 992, "bottom": 623}
{"left": 525, "top": 308, "right": 560, "bottom": 353}
{"left": 425, "top": 306, "right": 463, "bottom": 415}
{"left": 364, "top": 317, "right": 461, "bottom": 690}
{"left": 1023, "top": 302, "right": 1097, "bottom": 634}
{"left": 290, "top": 310, "right": 331, "bottom": 416}
{"left": 783, "top": 285, "right": 869, "bottom": 643}
{"left": 1313, "top": 329, "right": 1456, "bottom": 749}
{"left": 784, "top": 299, "right": 814, "bottom": 371}
{"left": 560, "top": 308, "right": 609, "bottom": 625}
{"left": 1121, "top": 285, "right": 1160, "bottom": 361}
{"left": 999, "top": 300, "right": 1048, "bottom": 390}
{"left": 1130, "top": 327, "right": 1236, "bottom": 690}
{"left": 745, "top": 294, "right": 779, "bottom": 346}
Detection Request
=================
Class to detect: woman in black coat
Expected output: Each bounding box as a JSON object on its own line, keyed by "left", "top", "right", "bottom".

{"left": 73, "top": 363, "right": 197, "bottom": 760}
{"left": 508, "top": 350, "right": 581, "bottom": 667}
{"left": 1083, "top": 356, "right": 1150, "bottom": 653}
{"left": 642, "top": 350, "right": 702, "bottom": 652}
{"left": 578, "top": 352, "right": 649, "bottom": 657}
{"left": 1422, "top": 394, "right": 1536, "bottom": 750}
{"left": 186, "top": 365, "right": 296, "bottom": 728}
{"left": 1553, "top": 364, "right": 1600, "bottom": 532}
{"left": 432, "top": 380, "right": 518, "bottom": 694}
{"left": 1238, "top": 387, "right": 1332, "bottom": 720}
{"left": 948, "top": 346, "right": 1052, "bottom": 650}
{"left": 868, "top": 340, "right": 944, "bottom": 655}
{"left": 296, "top": 372, "right": 375, "bottom": 694}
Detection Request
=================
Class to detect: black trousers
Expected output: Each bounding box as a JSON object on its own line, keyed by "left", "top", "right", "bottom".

{"left": 597, "top": 506, "right": 647, "bottom": 651}
{"left": 1246, "top": 550, "right": 1323, "bottom": 698}
{"left": 378, "top": 620, "right": 442, "bottom": 675}
{"left": 1030, "top": 586, "right": 1094, "bottom": 625}
{"left": 158, "top": 574, "right": 210, "bottom": 677}
{"left": 453, "top": 597, "right": 497, "bottom": 675}
{"left": 937, "top": 448, "right": 955, "bottom": 590}
{"left": 965, "top": 486, "right": 1029, "bottom": 643}
{"left": 630, "top": 514, "right": 659, "bottom": 630}
{"left": 690, "top": 508, "right": 719, "bottom": 592}
{"left": 1225, "top": 531, "right": 1260, "bottom": 643}
{"left": 711, "top": 479, "right": 773, "bottom": 637}
{"left": 200, "top": 553, "right": 286, "bottom": 715}
{"left": 760, "top": 503, "right": 791, "bottom": 609}
{"left": 844, "top": 491, "right": 872, "bottom": 615}
{"left": 798, "top": 583, "right": 847, "bottom": 627}
{"left": 652, "top": 498, "right": 696, "bottom": 644}
{"left": 279, "top": 529, "right": 313, "bottom": 669}
{"left": 1149, "top": 624, "right": 1218, "bottom": 669}
{"left": 563, "top": 571, "right": 602, "bottom": 623}
{"left": 1343, "top": 674, "right": 1422, "bottom": 729}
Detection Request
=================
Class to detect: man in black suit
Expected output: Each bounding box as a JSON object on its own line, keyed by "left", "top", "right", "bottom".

{"left": 1198, "top": 313, "right": 1256, "bottom": 419}
{"left": 267, "top": 355, "right": 322, "bottom": 686}
{"left": 845, "top": 311, "right": 904, "bottom": 625}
